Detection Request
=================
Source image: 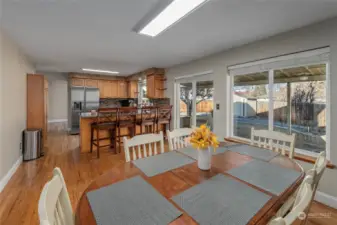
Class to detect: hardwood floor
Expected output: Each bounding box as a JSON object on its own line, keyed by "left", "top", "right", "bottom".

{"left": 0, "top": 132, "right": 336, "bottom": 225}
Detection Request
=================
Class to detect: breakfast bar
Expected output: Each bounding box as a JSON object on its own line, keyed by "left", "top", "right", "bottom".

{"left": 79, "top": 106, "right": 172, "bottom": 153}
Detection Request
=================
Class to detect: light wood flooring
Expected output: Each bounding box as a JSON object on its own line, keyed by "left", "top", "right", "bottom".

{"left": 0, "top": 132, "right": 336, "bottom": 225}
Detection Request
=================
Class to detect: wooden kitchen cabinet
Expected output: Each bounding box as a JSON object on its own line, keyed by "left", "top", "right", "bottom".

{"left": 147, "top": 74, "right": 166, "bottom": 98}
{"left": 118, "top": 80, "right": 127, "bottom": 98}
{"left": 128, "top": 80, "right": 138, "bottom": 98}
{"left": 111, "top": 81, "right": 118, "bottom": 98}
{"left": 71, "top": 78, "right": 85, "bottom": 86}
{"left": 85, "top": 79, "right": 98, "bottom": 88}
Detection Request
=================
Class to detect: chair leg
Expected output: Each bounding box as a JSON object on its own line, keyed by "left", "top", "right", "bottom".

{"left": 140, "top": 124, "right": 143, "bottom": 134}
{"left": 119, "top": 127, "right": 122, "bottom": 154}
{"left": 90, "top": 127, "right": 94, "bottom": 153}
{"left": 96, "top": 129, "right": 100, "bottom": 158}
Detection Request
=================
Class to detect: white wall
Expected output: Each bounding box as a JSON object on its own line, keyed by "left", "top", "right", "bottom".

{"left": 0, "top": 30, "right": 35, "bottom": 186}
{"left": 41, "top": 72, "right": 68, "bottom": 121}
{"left": 166, "top": 17, "right": 337, "bottom": 202}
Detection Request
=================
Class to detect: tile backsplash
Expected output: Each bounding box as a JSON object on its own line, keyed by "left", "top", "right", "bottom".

{"left": 99, "top": 98, "right": 170, "bottom": 108}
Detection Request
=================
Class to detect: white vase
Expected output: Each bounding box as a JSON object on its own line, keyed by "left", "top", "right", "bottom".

{"left": 198, "top": 147, "right": 212, "bottom": 170}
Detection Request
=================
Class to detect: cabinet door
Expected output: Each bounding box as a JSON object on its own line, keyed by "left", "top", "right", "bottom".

{"left": 155, "top": 78, "right": 164, "bottom": 98}
{"left": 71, "top": 78, "right": 85, "bottom": 87}
{"left": 118, "top": 80, "right": 127, "bottom": 98}
{"left": 110, "top": 81, "right": 118, "bottom": 98}
{"left": 85, "top": 79, "right": 98, "bottom": 88}
{"left": 101, "top": 81, "right": 112, "bottom": 98}
{"left": 128, "top": 81, "right": 138, "bottom": 98}
{"left": 147, "top": 75, "right": 155, "bottom": 98}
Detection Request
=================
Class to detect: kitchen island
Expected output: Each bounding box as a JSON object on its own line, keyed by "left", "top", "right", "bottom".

{"left": 79, "top": 111, "right": 167, "bottom": 153}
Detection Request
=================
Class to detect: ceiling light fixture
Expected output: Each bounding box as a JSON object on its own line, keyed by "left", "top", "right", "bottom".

{"left": 139, "top": 0, "right": 208, "bottom": 37}
{"left": 82, "top": 68, "right": 119, "bottom": 74}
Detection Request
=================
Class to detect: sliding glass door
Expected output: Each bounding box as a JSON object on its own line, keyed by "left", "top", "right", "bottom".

{"left": 175, "top": 74, "right": 214, "bottom": 130}
{"left": 229, "top": 48, "right": 330, "bottom": 157}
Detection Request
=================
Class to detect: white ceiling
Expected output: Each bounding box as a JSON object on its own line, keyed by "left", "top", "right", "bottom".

{"left": 2, "top": 0, "right": 337, "bottom": 75}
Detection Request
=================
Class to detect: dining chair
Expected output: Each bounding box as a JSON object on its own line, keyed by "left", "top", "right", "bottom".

{"left": 251, "top": 127, "right": 296, "bottom": 159}
{"left": 167, "top": 128, "right": 194, "bottom": 151}
{"left": 276, "top": 151, "right": 327, "bottom": 218}
{"left": 38, "top": 168, "right": 74, "bottom": 225}
{"left": 269, "top": 175, "right": 314, "bottom": 225}
{"left": 123, "top": 131, "right": 165, "bottom": 162}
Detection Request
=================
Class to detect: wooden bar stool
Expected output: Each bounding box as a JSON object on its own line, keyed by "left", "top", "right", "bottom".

{"left": 156, "top": 105, "right": 172, "bottom": 136}
{"left": 117, "top": 107, "right": 137, "bottom": 153}
{"left": 90, "top": 108, "right": 118, "bottom": 158}
{"left": 137, "top": 106, "right": 157, "bottom": 134}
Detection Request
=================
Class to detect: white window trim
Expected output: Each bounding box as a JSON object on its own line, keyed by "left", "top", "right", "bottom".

{"left": 228, "top": 49, "right": 330, "bottom": 160}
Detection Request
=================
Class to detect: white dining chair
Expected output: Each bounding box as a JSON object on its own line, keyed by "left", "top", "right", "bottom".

{"left": 269, "top": 175, "right": 314, "bottom": 225}
{"left": 251, "top": 127, "right": 296, "bottom": 159}
{"left": 167, "top": 128, "right": 194, "bottom": 151}
{"left": 123, "top": 131, "right": 165, "bottom": 162}
{"left": 38, "top": 168, "right": 74, "bottom": 225}
{"left": 276, "top": 151, "right": 327, "bottom": 218}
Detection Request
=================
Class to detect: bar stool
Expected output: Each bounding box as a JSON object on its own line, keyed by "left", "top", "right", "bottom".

{"left": 117, "top": 107, "right": 137, "bottom": 153}
{"left": 90, "top": 108, "right": 118, "bottom": 158}
{"left": 156, "top": 105, "right": 172, "bottom": 136}
{"left": 137, "top": 106, "right": 157, "bottom": 134}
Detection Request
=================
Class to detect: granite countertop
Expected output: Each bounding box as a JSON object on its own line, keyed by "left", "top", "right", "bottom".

{"left": 80, "top": 112, "right": 98, "bottom": 118}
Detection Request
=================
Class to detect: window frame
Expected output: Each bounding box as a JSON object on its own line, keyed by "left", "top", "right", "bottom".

{"left": 228, "top": 52, "right": 330, "bottom": 160}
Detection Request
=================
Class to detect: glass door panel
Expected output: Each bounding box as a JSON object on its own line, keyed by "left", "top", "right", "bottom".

{"left": 179, "top": 82, "right": 193, "bottom": 128}
{"left": 196, "top": 81, "right": 214, "bottom": 130}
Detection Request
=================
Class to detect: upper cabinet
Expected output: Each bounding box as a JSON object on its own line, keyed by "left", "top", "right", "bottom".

{"left": 85, "top": 79, "right": 98, "bottom": 88}
{"left": 71, "top": 78, "right": 85, "bottom": 87}
{"left": 117, "top": 80, "right": 127, "bottom": 98}
{"left": 145, "top": 68, "right": 166, "bottom": 99}
{"left": 128, "top": 80, "right": 138, "bottom": 98}
{"left": 147, "top": 74, "right": 166, "bottom": 99}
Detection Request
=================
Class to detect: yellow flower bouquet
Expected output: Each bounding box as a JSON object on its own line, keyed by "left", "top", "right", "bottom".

{"left": 190, "top": 124, "right": 219, "bottom": 151}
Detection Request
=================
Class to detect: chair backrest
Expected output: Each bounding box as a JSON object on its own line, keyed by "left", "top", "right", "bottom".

{"left": 123, "top": 131, "right": 165, "bottom": 162}
{"left": 167, "top": 128, "right": 194, "bottom": 151}
{"left": 95, "top": 108, "right": 118, "bottom": 124}
{"left": 269, "top": 175, "right": 314, "bottom": 225}
{"left": 38, "top": 168, "right": 74, "bottom": 225}
{"left": 140, "top": 106, "right": 157, "bottom": 123}
{"left": 157, "top": 105, "right": 172, "bottom": 121}
{"left": 118, "top": 107, "right": 138, "bottom": 124}
{"left": 251, "top": 127, "right": 296, "bottom": 158}
{"left": 307, "top": 151, "right": 327, "bottom": 191}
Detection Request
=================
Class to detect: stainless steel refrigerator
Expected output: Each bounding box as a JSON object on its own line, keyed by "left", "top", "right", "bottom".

{"left": 70, "top": 87, "right": 99, "bottom": 134}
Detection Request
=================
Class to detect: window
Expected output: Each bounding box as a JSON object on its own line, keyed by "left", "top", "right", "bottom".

{"left": 229, "top": 48, "right": 330, "bottom": 156}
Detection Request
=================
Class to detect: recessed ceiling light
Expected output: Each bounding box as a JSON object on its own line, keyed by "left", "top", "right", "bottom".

{"left": 82, "top": 68, "right": 119, "bottom": 74}
{"left": 139, "top": 0, "right": 208, "bottom": 37}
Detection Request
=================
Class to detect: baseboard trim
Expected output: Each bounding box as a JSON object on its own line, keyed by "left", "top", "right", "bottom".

{"left": 48, "top": 119, "right": 68, "bottom": 123}
{"left": 315, "top": 191, "right": 337, "bottom": 209}
{"left": 0, "top": 156, "right": 23, "bottom": 193}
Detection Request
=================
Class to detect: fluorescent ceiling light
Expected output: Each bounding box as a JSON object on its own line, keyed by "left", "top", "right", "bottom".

{"left": 82, "top": 68, "right": 119, "bottom": 74}
{"left": 139, "top": 0, "right": 208, "bottom": 37}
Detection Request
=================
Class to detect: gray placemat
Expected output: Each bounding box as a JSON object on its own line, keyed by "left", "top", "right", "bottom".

{"left": 132, "top": 151, "right": 195, "bottom": 177}
{"left": 227, "top": 144, "right": 279, "bottom": 161}
{"left": 87, "top": 176, "right": 182, "bottom": 225}
{"left": 177, "top": 146, "right": 229, "bottom": 160}
{"left": 172, "top": 174, "right": 271, "bottom": 225}
{"left": 227, "top": 160, "right": 301, "bottom": 196}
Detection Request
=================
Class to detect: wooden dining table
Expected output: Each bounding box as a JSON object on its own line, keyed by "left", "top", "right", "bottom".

{"left": 76, "top": 144, "right": 305, "bottom": 225}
